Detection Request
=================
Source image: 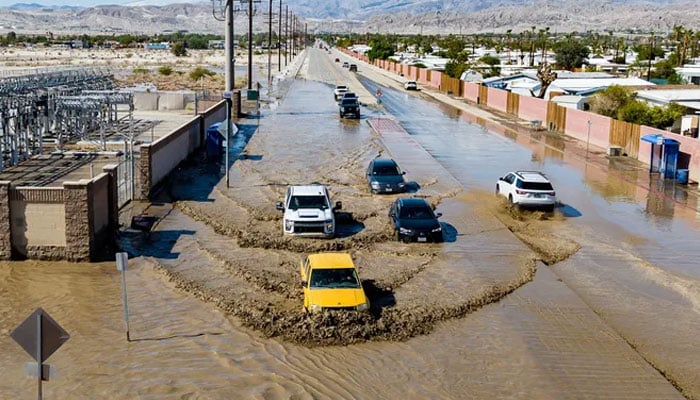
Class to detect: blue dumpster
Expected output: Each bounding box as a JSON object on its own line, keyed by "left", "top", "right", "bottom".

{"left": 677, "top": 169, "right": 689, "bottom": 185}
{"left": 206, "top": 122, "right": 223, "bottom": 159}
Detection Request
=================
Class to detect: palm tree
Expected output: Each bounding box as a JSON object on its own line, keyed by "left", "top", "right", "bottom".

{"left": 505, "top": 29, "right": 512, "bottom": 64}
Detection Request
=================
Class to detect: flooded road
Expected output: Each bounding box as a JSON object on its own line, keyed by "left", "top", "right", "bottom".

{"left": 354, "top": 62, "right": 700, "bottom": 397}
{"left": 0, "top": 47, "right": 694, "bottom": 399}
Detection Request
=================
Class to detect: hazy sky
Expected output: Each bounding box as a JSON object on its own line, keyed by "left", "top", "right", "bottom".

{"left": 0, "top": 0, "right": 191, "bottom": 6}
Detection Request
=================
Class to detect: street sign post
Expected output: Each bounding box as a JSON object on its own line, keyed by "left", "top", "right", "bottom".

{"left": 115, "top": 252, "right": 131, "bottom": 342}
{"left": 11, "top": 308, "right": 70, "bottom": 400}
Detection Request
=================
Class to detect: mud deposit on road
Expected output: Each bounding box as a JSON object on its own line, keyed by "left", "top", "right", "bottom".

{"left": 464, "top": 191, "right": 581, "bottom": 265}
{"left": 128, "top": 124, "right": 543, "bottom": 346}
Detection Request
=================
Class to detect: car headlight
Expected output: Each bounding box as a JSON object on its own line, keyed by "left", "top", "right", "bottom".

{"left": 324, "top": 220, "right": 334, "bottom": 231}
{"left": 370, "top": 181, "right": 380, "bottom": 189}
{"left": 431, "top": 226, "right": 442, "bottom": 232}
{"left": 356, "top": 303, "right": 369, "bottom": 311}
{"left": 398, "top": 182, "right": 405, "bottom": 187}
{"left": 310, "top": 304, "right": 323, "bottom": 313}
{"left": 399, "top": 227, "right": 412, "bottom": 234}
{"left": 285, "top": 219, "right": 293, "bottom": 231}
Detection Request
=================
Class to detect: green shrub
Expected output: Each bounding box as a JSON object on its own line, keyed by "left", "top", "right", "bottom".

{"left": 189, "top": 66, "right": 215, "bottom": 81}
{"left": 158, "top": 66, "right": 173, "bottom": 76}
{"left": 132, "top": 67, "right": 149, "bottom": 74}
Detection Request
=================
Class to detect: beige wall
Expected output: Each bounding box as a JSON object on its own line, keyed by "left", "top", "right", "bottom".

{"left": 11, "top": 201, "right": 66, "bottom": 249}
{"left": 150, "top": 119, "right": 200, "bottom": 186}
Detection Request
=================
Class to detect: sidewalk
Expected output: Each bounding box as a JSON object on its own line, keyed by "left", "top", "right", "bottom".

{"left": 337, "top": 50, "right": 700, "bottom": 214}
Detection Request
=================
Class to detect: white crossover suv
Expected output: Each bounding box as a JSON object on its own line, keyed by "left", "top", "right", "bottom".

{"left": 276, "top": 184, "right": 342, "bottom": 238}
{"left": 496, "top": 171, "right": 557, "bottom": 211}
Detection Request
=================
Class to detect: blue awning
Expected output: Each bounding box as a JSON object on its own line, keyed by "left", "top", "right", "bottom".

{"left": 641, "top": 134, "right": 679, "bottom": 146}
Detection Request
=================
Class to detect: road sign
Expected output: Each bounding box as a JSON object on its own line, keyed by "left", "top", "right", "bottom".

{"left": 222, "top": 91, "right": 232, "bottom": 99}
{"left": 11, "top": 308, "right": 69, "bottom": 363}
{"left": 116, "top": 252, "right": 128, "bottom": 272}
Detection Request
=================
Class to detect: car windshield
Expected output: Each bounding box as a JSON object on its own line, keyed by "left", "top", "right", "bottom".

{"left": 309, "top": 268, "right": 361, "bottom": 289}
{"left": 399, "top": 205, "right": 434, "bottom": 219}
{"left": 336, "top": 86, "right": 347, "bottom": 90}
{"left": 341, "top": 98, "right": 358, "bottom": 105}
{"left": 519, "top": 181, "right": 554, "bottom": 190}
{"left": 289, "top": 195, "right": 328, "bottom": 210}
{"left": 373, "top": 164, "right": 400, "bottom": 176}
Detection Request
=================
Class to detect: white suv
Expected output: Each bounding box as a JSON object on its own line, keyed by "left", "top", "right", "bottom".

{"left": 334, "top": 85, "right": 348, "bottom": 101}
{"left": 496, "top": 171, "right": 557, "bottom": 211}
{"left": 276, "top": 185, "right": 342, "bottom": 238}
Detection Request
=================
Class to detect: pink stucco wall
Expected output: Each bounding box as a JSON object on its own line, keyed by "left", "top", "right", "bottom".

{"left": 418, "top": 68, "right": 430, "bottom": 85}
{"left": 565, "top": 109, "right": 611, "bottom": 149}
{"left": 430, "top": 71, "right": 442, "bottom": 89}
{"left": 410, "top": 66, "right": 419, "bottom": 80}
{"left": 518, "top": 96, "right": 548, "bottom": 122}
{"left": 464, "top": 83, "right": 480, "bottom": 102}
{"left": 486, "top": 87, "right": 508, "bottom": 112}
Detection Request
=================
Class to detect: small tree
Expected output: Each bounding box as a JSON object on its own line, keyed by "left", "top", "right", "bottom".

{"left": 171, "top": 41, "right": 187, "bottom": 57}
{"left": 553, "top": 38, "right": 590, "bottom": 71}
{"left": 590, "top": 85, "right": 635, "bottom": 118}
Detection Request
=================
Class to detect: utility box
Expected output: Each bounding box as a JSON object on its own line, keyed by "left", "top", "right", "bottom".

{"left": 607, "top": 146, "right": 623, "bottom": 157}
{"left": 246, "top": 90, "right": 259, "bottom": 101}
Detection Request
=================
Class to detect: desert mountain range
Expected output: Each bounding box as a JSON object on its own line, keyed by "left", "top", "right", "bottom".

{"left": 0, "top": 0, "right": 697, "bottom": 35}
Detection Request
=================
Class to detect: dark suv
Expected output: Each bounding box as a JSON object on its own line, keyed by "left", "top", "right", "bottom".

{"left": 339, "top": 97, "right": 360, "bottom": 119}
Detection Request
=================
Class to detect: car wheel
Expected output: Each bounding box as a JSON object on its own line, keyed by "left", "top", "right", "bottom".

{"left": 545, "top": 204, "right": 555, "bottom": 213}
{"left": 402, "top": 235, "right": 411, "bottom": 244}
{"left": 495, "top": 184, "right": 499, "bottom": 195}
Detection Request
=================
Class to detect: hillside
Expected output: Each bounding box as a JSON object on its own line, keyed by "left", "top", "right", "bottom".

{"left": 0, "top": 0, "right": 697, "bottom": 35}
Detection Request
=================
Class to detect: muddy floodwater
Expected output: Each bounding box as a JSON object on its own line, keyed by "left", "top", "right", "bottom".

{"left": 0, "top": 48, "right": 696, "bottom": 399}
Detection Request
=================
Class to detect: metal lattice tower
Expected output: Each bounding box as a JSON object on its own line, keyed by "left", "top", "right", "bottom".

{"left": 0, "top": 68, "right": 125, "bottom": 171}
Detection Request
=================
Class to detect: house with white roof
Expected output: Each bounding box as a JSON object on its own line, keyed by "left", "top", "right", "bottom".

{"left": 676, "top": 64, "right": 700, "bottom": 85}
{"left": 635, "top": 88, "right": 700, "bottom": 113}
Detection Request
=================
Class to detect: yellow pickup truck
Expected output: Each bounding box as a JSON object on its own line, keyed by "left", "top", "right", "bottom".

{"left": 300, "top": 253, "right": 370, "bottom": 313}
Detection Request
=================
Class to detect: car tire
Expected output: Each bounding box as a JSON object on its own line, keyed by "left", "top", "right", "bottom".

{"left": 545, "top": 204, "right": 555, "bottom": 213}
{"left": 402, "top": 235, "right": 411, "bottom": 244}
{"left": 495, "top": 184, "right": 499, "bottom": 195}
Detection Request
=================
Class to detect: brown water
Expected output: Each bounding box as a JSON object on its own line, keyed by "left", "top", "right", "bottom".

{"left": 0, "top": 48, "right": 691, "bottom": 399}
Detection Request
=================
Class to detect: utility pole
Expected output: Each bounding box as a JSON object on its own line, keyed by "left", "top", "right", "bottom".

{"left": 304, "top": 23, "right": 307, "bottom": 49}
{"left": 284, "top": 5, "right": 289, "bottom": 66}
{"left": 247, "top": 0, "right": 254, "bottom": 90}
{"left": 291, "top": 14, "right": 295, "bottom": 59}
{"left": 225, "top": 0, "right": 234, "bottom": 91}
{"left": 647, "top": 32, "right": 654, "bottom": 82}
{"left": 278, "top": 0, "right": 282, "bottom": 71}
{"left": 267, "top": 0, "right": 272, "bottom": 87}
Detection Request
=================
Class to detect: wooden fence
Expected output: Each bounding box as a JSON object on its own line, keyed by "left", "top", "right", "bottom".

{"left": 610, "top": 119, "right": 641, "bottom": 158}
{"left": 546, "top": 102, "right": 567, "bottom": 132}
{"left": 440, "top": 75, "right": 463, "bottom": 97}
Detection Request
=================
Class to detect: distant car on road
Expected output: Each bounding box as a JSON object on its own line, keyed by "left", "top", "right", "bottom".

{"left": 333, "top": 85, "right": 348, "bottom": 101}
{"left": 334, "top": 58, "right": 340, "bottom": 62}
{"left": 404, "top": 80, "right": 418, "bottom": 90}
{"left": 389, "top": 198, "right": 443, "bottom": 243}
{"left": 495, "top": 171, "right": 557, "bottom": 211}
{"left": 300, "top": 252, "right": 370, "bottom": 313}
{"left": 366, "top": 158, "right": 406, "bottom": 194}
{"left": 349, "top": 64, "right": 358, "bottom": 72}
{"left": 342, "top": 61, "right": 350, "bottom": 68}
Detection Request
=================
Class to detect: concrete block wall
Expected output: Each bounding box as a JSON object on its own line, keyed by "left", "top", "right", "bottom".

{"left": 64, "top": 180, "right": 93, "bottom": 261}
{"left": 0, "top": 181, "right": 10, "bottom": 259}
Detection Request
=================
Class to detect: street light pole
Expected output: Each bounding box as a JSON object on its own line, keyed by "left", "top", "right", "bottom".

{"left": 278, "top": 0, "right": 282, "bottom": 72}
{"left": 284, "top": 5, "right": 289, "bottom": 66}
{"left": 225, "top": 0, "right": 234, "bottom": 91}
{"left": 246, "top": 0, "right": 255, "bottom": 91}
{"left": 267, "top": 0, "right": 272, "bottom": 88}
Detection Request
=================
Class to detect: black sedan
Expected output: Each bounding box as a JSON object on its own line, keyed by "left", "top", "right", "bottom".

{"left": 389, "top": 198, "right": 443, "bottom": 243}
{"left": 366, "top": 158, "right": 406, "bottom": 194}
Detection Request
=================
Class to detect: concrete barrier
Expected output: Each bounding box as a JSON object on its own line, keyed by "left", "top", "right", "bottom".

{"left": 134, "top": 92, "right": 159, "bottom": 111}
{"left": 158, "top": 93, "right": 186, "bottom": 110}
